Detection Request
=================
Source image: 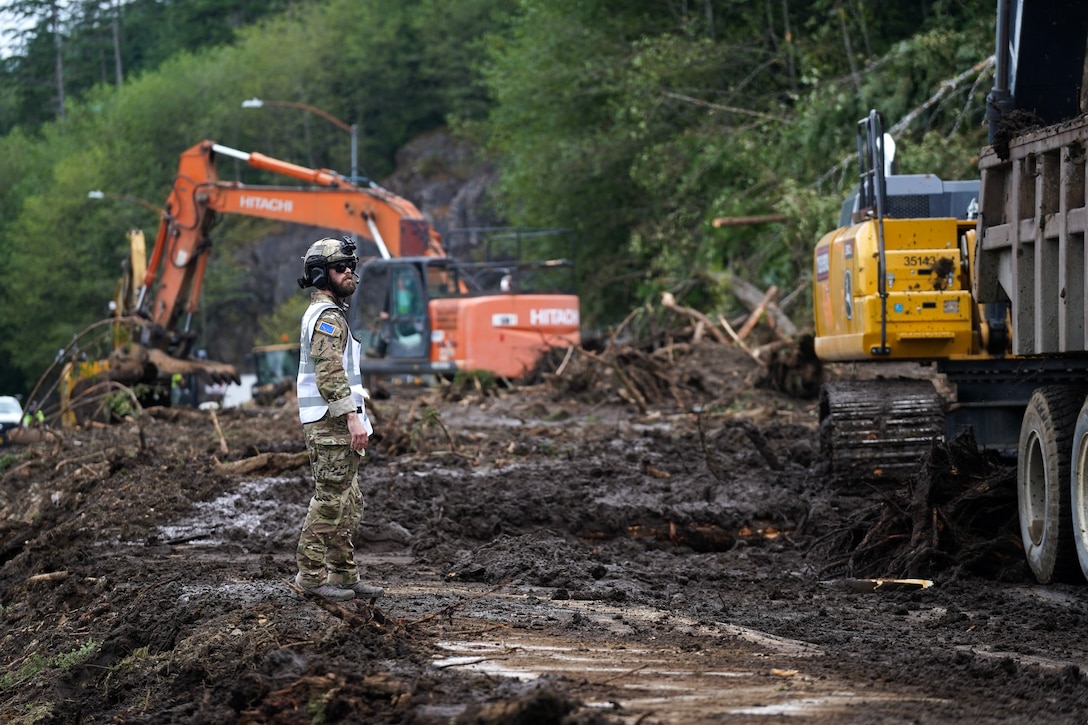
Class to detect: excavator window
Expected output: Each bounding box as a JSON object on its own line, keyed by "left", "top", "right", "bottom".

{"left": 393, "top": 269, "right": 422, "bottom": 315}
{"left": 390, "top": 268, "right": 425, "bottom": 349}
{"left": 351, "top": 264, "right": 391, "bottom": 350}
{"left": 426, "top": 264, "right": 456, "bottom": 298}
{"left": 351, "top": 262, "right": 429, "bottom": 360}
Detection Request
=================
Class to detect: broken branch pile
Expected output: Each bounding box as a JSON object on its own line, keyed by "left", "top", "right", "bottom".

{"left": 817, "top": 430, "right": 1023, "bottom": 581}
{"left": 528, "top": 285, "right": 821, "bottom": 410}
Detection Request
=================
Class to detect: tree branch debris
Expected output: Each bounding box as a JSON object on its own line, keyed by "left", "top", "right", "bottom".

{"left": 521, "top": 280, "right": 821, "bottom": 411}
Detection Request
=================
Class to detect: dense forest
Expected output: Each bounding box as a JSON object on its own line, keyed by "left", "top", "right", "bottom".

{"left": 0, "top": 0, "right": 996, "bottom": 395}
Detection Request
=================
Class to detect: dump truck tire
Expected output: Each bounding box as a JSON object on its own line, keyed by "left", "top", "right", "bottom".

{"left": 1068, "top": 395, "right": 1088, "bottom": 582}
{"left": 1018, "top": 387, "right": 1082, "bottom": 583}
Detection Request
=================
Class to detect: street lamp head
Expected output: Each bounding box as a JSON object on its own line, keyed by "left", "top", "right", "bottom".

{"left": 241, "top": 97, "right": 264, "bottom": 109}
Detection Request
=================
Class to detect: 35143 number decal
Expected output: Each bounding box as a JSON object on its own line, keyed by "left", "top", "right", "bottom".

{"left": 903, "top": 255, "right": 937, "bottom": 267}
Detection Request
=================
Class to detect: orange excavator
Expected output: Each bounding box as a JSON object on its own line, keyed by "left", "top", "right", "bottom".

{"left": 137, "top": 140, "right": 580, "bottom": 383}
{"left": 64, "top": 141, "right": 580, "bottom": 422}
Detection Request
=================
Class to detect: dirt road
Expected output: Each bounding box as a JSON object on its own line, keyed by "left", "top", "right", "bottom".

{"left": 2, "top": 342, "right": 1087, "bottom": 723}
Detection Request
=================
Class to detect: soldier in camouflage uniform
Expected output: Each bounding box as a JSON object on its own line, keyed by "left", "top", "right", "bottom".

{"left": 294, "top": 237, "right": 384, "bottom": 602}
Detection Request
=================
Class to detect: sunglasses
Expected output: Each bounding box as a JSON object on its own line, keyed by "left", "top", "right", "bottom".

{"left": 330, "top": 260, "right": 356, "bottom": 274}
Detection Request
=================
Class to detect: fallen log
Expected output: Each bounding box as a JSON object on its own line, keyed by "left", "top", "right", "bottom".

{"left": 215, "top": 451, "right": 308, "bottom": 476}
{"left": 736, "top": 285, "right": 778, "bottom": 340}
{"left": 730, "top": 276, "right": 798, "bottom": 338}
{"left": 27, "top": 571, "right": 69, "bottom": 585}
{"left": 209, "top": 409, "right": 228, "bottom": 455}
{"left": 718, "top": 315, "right": 763, "bottom": 367}
{"left": 4, "top": 427, "right": 62, "bottom": 446}
{"left": 101, "top": 343, "right": 240, "bottom": 386}
{"left": 711, "top": 214, "right": 787, "bottom": 228}
{"left": 145, "top": 348, "right": 240, "bottom": 385}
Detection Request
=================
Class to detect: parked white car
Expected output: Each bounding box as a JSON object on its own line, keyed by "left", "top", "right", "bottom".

{"left": 0, "top": 395, "right": 23, "bottom": 432}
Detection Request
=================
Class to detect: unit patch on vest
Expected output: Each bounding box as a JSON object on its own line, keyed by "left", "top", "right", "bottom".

{"left": 316, "top": 321, "right": 337, "bottom": 335}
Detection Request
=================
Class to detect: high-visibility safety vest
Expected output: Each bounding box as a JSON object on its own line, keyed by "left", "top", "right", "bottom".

{"left": 296, "top": 301, "right": 372, "bottom": 433}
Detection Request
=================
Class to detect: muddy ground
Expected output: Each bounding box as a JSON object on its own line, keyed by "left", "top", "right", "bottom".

{"left": 2, "top": 340, "right": 1088, "bottom": 724}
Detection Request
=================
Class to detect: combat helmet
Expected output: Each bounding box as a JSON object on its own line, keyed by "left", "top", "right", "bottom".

{"left": 297, "top": 237, "right": 357, "bottom": 289}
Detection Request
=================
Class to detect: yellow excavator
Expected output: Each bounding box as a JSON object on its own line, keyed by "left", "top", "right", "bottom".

{"left": 59, "top": 229, "right": 239, "bottom": 426}
{"left": 812, "top": 109, "right": 990, "bottom": 480}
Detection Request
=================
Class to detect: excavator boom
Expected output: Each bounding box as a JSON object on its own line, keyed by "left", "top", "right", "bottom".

{"left": 139, "top": 140, "right": 443, "bottom": 342}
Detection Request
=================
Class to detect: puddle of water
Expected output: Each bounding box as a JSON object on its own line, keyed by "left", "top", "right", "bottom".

{"left": 433, "top": 637, "right": 762, "bottom": 696}
{"left": 434, "top": 640, "right": 648, "bottom": 681}
{"left": 414, "top": 703, "right": 467, "bottom": 719}
{"left": 433, "top": 657, "right": 542, "bottom": 681}
{"left": 153, "top": 477, "right": 298, "bottom": 545}
{"left": 629, "top": 422, "right": 675, "bottom": 433}
{"left": 730, "top": 698, "right": 838, "bottom": 715}
{"left": 729, "top": 693, "right": 952, "bottom": 717}
{"left": 177, "top": 580, "right": 293, "bottom": 607}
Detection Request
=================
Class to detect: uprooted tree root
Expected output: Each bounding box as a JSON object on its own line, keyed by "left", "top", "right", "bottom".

{"left": 816, "top": 430, "right": 1026, "bottom": 581}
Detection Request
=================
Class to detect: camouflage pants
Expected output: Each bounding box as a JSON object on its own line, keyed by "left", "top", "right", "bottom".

{"left": 295, "top": 416, "right": 364, "bottom": 587}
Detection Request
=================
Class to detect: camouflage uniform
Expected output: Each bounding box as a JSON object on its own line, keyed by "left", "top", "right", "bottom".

{"left": 296, "top": 289, "right": 367, "bottom": 589}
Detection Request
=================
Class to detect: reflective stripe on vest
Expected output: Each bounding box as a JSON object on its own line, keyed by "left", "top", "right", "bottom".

{"left": 297, "top": 302, "right": 371, "bottom": 429}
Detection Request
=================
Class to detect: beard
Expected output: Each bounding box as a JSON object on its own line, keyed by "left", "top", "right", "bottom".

{"left": 330, "top": 273, "right": 357, "bottom": 299}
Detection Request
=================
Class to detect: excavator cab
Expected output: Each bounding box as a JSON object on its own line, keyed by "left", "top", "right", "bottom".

{"left": 354, "top": 259, "right": 436, "bottom": 372}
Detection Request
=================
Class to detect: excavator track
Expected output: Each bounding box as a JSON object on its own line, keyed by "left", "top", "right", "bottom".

{"left": 819, "top": 380, "right": 945, "bottom": 485}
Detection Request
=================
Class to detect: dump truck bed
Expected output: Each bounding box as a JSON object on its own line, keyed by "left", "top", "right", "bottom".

{"left": 976, "top": 114, "right": 1088, "bottom": 356}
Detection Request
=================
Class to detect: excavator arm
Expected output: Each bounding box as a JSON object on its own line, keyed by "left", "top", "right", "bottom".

{"left": 137, "top": 140, "right": 444, "bottom": 350}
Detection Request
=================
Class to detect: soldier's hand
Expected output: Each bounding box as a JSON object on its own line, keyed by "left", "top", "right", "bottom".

{"left": 347, "top": 411, "right": 369, "bottom": 453}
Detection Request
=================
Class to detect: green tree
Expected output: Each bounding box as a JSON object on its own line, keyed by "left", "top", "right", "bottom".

{"left": 480, "top": 0, "right": 994, "bottom": 326}
{"left": 0, "top": 0, "right": 515, "bottom": 390}
{"left": 0, "top": 0, "right": 1003, "bottom": 396}
{"left": 0, "top": 0, "right": 294, "bottom": 132}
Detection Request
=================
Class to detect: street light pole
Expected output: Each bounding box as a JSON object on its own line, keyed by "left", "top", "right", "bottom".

{"left": 241, "top": 97, "right": 359, "bottom": 182}
{"left": 350, "top": 122, "right": 358, "bottom": 183}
